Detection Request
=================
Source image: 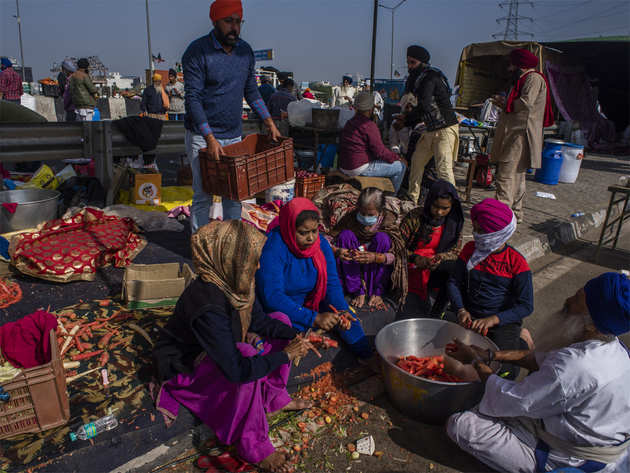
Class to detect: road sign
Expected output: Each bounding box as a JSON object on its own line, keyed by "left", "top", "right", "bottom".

{"left": 254, "top": 49, "right": 274, "bottom": 61}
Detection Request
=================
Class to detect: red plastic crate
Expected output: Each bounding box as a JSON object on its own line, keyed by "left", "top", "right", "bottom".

{"left": 199, "top": 134, "right": 294, "bottom": 201}
{"left": 295, "top": 174, "right": 326, "bottom": 200}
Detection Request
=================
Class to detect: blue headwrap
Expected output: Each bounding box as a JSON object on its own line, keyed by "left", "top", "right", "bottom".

{"left": 342, "top": 75, "right": 352, "bottom": 85}
{"left": 1, "top": 57, "right": 12, "bottom": 68}
{"left": 584, "top": 272, "right": 630, "bottom": 336}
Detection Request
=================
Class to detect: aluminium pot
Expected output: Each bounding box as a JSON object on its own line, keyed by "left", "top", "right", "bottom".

{"left": 0, "top": 188, "right": 60, "bottom": 233}
{"left": 375, "top": 318, "right": 499, "bottom": 424}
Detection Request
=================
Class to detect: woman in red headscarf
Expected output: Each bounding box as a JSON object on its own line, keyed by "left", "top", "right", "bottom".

{"left": 491, "top": 48, "right": 554, "bottom": 223}
{"left": 256, "top": 198, "right": 372, "bottom": 359}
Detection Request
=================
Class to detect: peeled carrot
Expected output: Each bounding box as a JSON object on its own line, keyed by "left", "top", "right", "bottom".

{"left": 397, "top": 355, "right": 463, "bottom": 382}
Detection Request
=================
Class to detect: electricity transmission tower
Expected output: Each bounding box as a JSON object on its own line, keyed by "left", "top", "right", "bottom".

{"left": 493, "top": 0, "right": 534, "bottom": 40}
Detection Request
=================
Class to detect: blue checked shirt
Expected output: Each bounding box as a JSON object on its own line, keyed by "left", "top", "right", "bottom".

{"left": 183, "top": 30, "right": 270, "bottom": 139}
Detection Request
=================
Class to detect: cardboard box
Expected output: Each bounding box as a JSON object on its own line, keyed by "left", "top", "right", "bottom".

{"left": 132, "top": 171, "right": 162, "bottom": 205}
{"left": 123, "top": 263, "right": 195, "bottom": 309}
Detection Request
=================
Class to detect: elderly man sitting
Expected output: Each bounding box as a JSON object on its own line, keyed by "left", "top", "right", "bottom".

{"left": 446, "top": 272, "right": 630, "bottom": 473}
{"left": 339, "top": 91, "right": 407, "bottom": 194}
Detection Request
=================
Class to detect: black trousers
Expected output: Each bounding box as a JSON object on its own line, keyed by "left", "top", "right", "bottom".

{"left": 427, "top": 259, "right": 457, "bottom": 316}
{"left": 397, "top": 259, "right": 457, "bottom": 320}
{"left": 482, "top": 320, "right": 526, "bottom": 380}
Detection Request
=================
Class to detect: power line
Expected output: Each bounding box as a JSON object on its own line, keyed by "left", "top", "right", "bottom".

{"left": 493, "top": 0, "right": 535, "bottom": 40}
{"left": 537, "top": 3, "right": 628, "bottom": 34}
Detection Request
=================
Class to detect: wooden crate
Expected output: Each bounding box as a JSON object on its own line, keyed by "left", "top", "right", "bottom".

{"left": 0, "top": 331, "right": 70, "bottom": 439}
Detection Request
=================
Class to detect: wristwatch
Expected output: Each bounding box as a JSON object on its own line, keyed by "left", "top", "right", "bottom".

{"left": 486, "top": 348, "right": 495, "bottom": 365}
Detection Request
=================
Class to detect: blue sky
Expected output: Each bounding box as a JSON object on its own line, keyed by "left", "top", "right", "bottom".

{"left": 1, "top": 0, "right": 628, "bottom": 85}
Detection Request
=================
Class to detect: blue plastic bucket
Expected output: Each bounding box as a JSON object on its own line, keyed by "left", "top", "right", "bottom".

{"left": 535, "top": 140, "right": 564, "bottom": 185}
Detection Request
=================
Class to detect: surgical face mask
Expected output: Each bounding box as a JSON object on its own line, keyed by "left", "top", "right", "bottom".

{"left": 357, "top": 213, "right": 378, "bottom": 226}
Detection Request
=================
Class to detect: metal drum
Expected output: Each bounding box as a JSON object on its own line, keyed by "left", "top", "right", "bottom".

{"left": 375, "top": 318, "right": 499, "bottom": 424}
{"left": 0, "top": 189, "right": 60, "bottom": 233}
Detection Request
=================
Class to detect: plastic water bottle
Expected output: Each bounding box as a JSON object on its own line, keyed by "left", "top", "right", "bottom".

{"left": 69, "top": 415, "right": 118, "bottom": 441}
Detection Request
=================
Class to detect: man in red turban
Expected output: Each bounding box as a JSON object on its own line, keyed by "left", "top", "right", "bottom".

{"left": 509, "top": 48, "right": 539, "bottom": 69}
{"left": 491, "top": 48, "right": 554, "bottom": 223}
{"left": 209, "top": 0, "right": 243, "bottom": 24}
{"left": 182, "top": 0, "right": 281, "bottom": 234}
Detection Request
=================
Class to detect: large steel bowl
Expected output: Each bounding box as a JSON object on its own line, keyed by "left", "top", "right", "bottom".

{"left": 0, "top": 189, "right": 60, "bottom": 233}
{"left": 375, "top": 318, "right": 499, "bottom": 424}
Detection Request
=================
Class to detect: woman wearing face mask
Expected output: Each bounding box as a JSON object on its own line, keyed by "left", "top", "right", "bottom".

{"left": 399, "top": 180, "right": 464, "bottom": 317}
{"left": 330, "top": 187, "right": 406, "bottom": 311}
{"left": 256, "top": 198, "right": 372, "bottom": 360}
{"left": 446, "top": 198, "right": 533, "bottom": 379}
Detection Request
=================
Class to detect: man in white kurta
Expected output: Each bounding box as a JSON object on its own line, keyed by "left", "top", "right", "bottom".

{"left": 447, "top": 272, "right": 630, "bottom": 473}
{"left": 332, "top": 75, "right": 357, "bottom": 108}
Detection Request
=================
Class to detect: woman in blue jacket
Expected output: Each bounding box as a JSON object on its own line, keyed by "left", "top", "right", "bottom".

{"left": 256, "top": 198, "right": 371, "bottom": 359}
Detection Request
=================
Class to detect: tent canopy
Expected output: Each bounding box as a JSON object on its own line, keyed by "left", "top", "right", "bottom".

{"left": 543, "top": 37, "right": 629, "bottom": 131}
{"left": 455, "top": 38, "right": 629, "bottom": 131}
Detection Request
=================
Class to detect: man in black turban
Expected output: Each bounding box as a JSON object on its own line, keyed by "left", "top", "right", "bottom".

{"left": 394, "top": 45, "right": 459, "bottom": 204}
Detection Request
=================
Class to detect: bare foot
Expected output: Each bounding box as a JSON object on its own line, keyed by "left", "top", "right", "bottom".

{"left": 368, "top": 295, "right": 387, "bottom": 311}
{"left": 257, "top": 451, "right": 291, "bottom": 473}
{"left": 282, "top": 398, "right": 313, "bottom": 411}
{"left": 520, "top": 328, "right": 534, "bottom": 350}
{"left": 351, "top": 294, "right": 366, "bottom": 308}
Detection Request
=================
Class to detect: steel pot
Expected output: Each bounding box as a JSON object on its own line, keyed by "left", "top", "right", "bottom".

{"left": 375, "top": 318, "right": 499, "bottom": 424}
{"left": 0, "top": 189, "right": 60, "bottom": 233}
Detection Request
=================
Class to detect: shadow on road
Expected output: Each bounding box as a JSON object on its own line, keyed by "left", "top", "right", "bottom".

{"left": 377, "top": 396, "right": 492, "bottom": 473}
{"left": 553, "top": 238, "right": 629, "bottom": 270}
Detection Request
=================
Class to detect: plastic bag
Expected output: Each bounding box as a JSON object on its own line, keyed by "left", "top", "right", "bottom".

{"left": 288, "top": 99, "right": 322, "bottom": 127}
{"left": 21, "top": 164, "right": 58, "bottom": 189}
{"left": 55, "top": 164, "right": 77, "bottom": 185}
{"left": 337, "top": 107, "right": 355, "bottom": 128}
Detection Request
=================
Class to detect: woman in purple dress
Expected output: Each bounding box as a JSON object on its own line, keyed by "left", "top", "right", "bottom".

{"left": 330, "top": 187, "right": 406, "bottom": 311}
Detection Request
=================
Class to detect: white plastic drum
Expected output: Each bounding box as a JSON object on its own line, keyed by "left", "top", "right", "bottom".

{"left": 558, "top": 142, "right": 585, "bottom": 184}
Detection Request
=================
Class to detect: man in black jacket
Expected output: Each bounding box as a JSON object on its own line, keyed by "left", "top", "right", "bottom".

{"left": 394, "top": 45, "right": 459, "bottom": 203}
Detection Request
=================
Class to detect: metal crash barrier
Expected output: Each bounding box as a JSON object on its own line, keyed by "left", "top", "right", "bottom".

{"left": 0, "top": 119, "right": 265, "bottom": 205}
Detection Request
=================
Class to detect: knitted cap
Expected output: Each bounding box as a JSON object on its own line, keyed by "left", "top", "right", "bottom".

{"left": 407, "top": 45, "right": 430, "bottom": 63}
{"left": 354, "top": 91, "right": 375, "bottom": 112}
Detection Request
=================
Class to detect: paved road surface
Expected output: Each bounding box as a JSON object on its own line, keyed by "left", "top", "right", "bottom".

{"left": 122, "top": 225, "right": 629, "bottom": 473}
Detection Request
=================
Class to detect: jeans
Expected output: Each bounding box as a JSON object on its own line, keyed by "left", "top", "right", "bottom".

{"left": 186, "top": 130, "right": 242, "bottom": 233}
{"left": 359, "top": 160, "right": 406, "bottom": 193}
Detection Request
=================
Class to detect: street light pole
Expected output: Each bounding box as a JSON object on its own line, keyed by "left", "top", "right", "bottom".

{"left": 380, "top": 0, "right": 407, "bottom": 80}
{"left": 15, "top": 0, "right": 25, "bottom": 82}
{"left": 369, "top": 0, "right": 378, "bottom": 92}
{"left": 145, "top": 0, "right": 154, "bottom": 76}
{"left": 390, "top": 10, "right": 394, "bottom": 79}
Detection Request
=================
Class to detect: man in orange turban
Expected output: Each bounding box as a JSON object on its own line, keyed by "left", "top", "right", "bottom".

{"left": 182, "top": 0, "right": 281, "bottom": 233}
{"left": 210, "top": 0, "right": 243, "bottom": 23}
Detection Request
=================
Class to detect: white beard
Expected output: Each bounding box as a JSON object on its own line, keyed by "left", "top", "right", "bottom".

{"left": 535, "top": 310, "right": 587, "bottom": 352}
